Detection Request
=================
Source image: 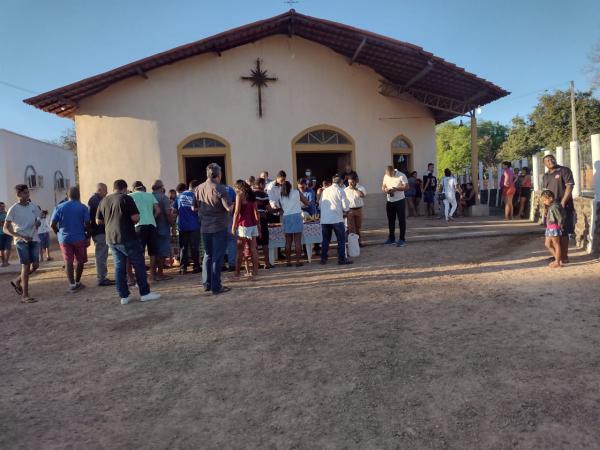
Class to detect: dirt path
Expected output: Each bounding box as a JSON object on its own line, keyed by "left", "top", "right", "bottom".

{"left": 1, "top": 236, "right": 599, "bottom": 449}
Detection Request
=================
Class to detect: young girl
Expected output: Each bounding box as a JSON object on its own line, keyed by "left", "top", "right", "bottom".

{"left": 231, "top": 181, "right": 260, "bottom": 280}
{"left": 38, "top": 210, "right": 53, "bottom": 261}
{"left": 542, "top": 190, "right": 565, "bottom": 269}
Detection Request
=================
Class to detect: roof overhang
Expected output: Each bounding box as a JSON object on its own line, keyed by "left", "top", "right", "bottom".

{"left": 23, "top": 10, "right": 509, "bottom": 123}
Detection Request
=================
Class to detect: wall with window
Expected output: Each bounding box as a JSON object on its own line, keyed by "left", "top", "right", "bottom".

{"left": 0, "top": 130, "right": 75, "bottom": 212}
{"left": 75, "top": 34, "right": 436, "bottom": 199}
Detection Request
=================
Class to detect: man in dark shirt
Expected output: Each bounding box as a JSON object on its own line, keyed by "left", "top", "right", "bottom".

{"left": 423, "top": 163, "right": 438, "bottom": 217}
{"left": 542, "top": 154, "right": 575, "bottom": 263}
{"left": 196, "top": 163, "right": 232, "bottom": 295}
{"left": 87, "top": 182, "right": 114, "bottom": 286}
{"left": 96, "top": 179, "right": 160, "bottom": 305}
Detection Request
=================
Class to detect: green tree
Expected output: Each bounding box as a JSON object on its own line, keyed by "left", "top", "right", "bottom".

{"left": 477, "top": 121, "right": 509, "bottom": 166}
{"left": 498, "top": 116, "right": 537, "bottom": 160}
{"left": 49, "top": 126, "right": 78, "bottom": 184}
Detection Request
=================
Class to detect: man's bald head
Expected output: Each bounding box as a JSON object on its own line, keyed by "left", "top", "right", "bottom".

{"left": 96, "top": 183, "right": 108, "bottom": 198}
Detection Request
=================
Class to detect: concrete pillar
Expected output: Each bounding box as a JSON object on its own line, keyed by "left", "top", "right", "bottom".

{"left": 496, "top": 163, "right": 503, "bottom": 206}
{"left": 543, "top": 148, "right": 551, "bottom": 173}
{"left": 487, "top": 166, "right": 494, "bottom": 206}
{"left": 556, "top": 146, "right": 564, "bottom": 166}
{"left": 478, "top": 162, "right": 484, "bottom": 191}
{"left": 570, "top": 141, "right": 581, "bottom": 197}
{"left": 470, "top": 113, "right": 479, "bottom": 204}
{"left": 592, "top": 134, "right": 600, "bottom": 201}
{"left": 521, "top": 157, "right": 529, "bottom": 169}
{"left": 513, "top": 160, "right": 520, "bottom": 170}
{"left": 532, "top": 155, "right": 540, "bottom": 192}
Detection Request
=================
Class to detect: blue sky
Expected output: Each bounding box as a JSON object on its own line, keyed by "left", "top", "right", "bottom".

{"left": 1, "top": 0, "right": 599, "bottom": 141}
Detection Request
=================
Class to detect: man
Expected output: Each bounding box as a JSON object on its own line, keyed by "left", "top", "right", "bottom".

{"left": 542, "top": 154, "right": 575, "bottom": 263}
{"left": 382, "top": 165, "right": 409, "bottom": 247}
{"left": 3, "top": 184, "right": 42, "bottom": 303}
{"left": 423, "top": 163, "right": 437, "bottom": 217}
{"left": 298, "top": 178, "right": 317, "bottom": 216}
{"left": 129, "top": 181, "right": 160, "bottom": 282}
{"left": 320, "top": 175, "right": 352, "bottom": 265}
{"left": 266, "top": 170, "right": 286, "bottom": 211}
{"left": 260, "top": 171, "right": 272, "bottom": 185}
{"left": 87, "top": 183, "right": 114, "bottom": 286}
{"left": 174, "top": 181, "right": 201, "bottom": 274}
{"left": 151, "top": 180, "right": 174, "bottom": 281}
{"left": 0, "top": 201, "right": 13, "bottom": 267}
{"left": 253, "top": 178, "right": 273, "bottom": 269}
{"left": 96, "top": 179, "right": 160, "bottom": 305}
{"left": 196, "top": 163, "right": 232, "bottom": 295}
{"left": 344, "top": 174, "right": 367, "bottom": 246}
{"left": 51, "top": 186, "right": 91, "bottom": 292}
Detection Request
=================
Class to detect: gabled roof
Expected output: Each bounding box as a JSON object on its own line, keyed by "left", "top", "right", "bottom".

{"left": 23, "top": 10, "right": 508, "bottom": 123}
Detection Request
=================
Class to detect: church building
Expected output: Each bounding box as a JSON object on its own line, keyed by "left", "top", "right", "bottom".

{"left": 25, "top": 10, "right": 507, "bottom": 208}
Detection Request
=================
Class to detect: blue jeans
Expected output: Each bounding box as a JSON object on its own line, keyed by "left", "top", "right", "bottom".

{"left": 321, "top": 222, "right": 347, "bottom": 263}
{"left": 202, "top": 229, "right": 227, "bottom": 293}
{"left": 226, "top": 217, "right": 236, "bottom": 267}
{"left": 110, "top": 241, "right": 150, "bottom": 299}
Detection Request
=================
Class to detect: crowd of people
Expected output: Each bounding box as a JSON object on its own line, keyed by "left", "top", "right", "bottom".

{"left": 0, "top": 155, "right": 575, "bottom": 304}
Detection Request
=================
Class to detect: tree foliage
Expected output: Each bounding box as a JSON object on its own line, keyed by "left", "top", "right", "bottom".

{"left": 49, "top": 126, "right": 78, "bottom": 184}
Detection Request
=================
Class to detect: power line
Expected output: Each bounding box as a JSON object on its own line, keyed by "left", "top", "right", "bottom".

{"left": 0, "top": 80, "right": 38, "bottom": 95}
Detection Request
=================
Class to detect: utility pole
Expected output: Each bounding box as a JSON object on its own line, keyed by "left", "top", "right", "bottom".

{"left": 570, "top": 80, "right": 578, "bottom": 142}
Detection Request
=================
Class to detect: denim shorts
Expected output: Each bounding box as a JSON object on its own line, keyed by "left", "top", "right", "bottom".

{"left": 16, "top": 241, "right": 40, "bottom": 265}
{"left": 38, "top": 232, "right": 50, "bottom": 249}
{"left": 0, "top": 234, "right": 13, "bottom": 251}
{"left": 283, "top": 213, "right": 303, "bottom": 234}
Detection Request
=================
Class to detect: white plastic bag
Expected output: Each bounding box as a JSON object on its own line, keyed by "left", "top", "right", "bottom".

{"left": 347, "top": 233, "right": 360, "bottom": 258}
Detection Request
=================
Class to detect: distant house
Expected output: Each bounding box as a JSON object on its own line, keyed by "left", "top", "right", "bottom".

{"left": 0, "top": 129, "right": 76, "bottom": 211}
{"left": 24, "top": 10, "right": 507, "bottom": 207}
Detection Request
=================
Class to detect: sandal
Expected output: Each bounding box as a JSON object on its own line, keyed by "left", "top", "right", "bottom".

{"left": 11, "top": 281, "right": 23, "bottom": 296}
{"left": 20, "top": 297, "right": 37, "bottom": 304}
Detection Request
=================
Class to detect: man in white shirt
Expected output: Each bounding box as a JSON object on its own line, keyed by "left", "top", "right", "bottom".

{"left": 266, "top": 170, "right": 286, "bottom": 212}
{"left": 344, "top": 174, "right": 367, "bottom": 246}
{"left": 320, "top": 175, "right": 352, "bottom": 265}
{"left": 381, "top": 165, "right": 409, "bottom": 247}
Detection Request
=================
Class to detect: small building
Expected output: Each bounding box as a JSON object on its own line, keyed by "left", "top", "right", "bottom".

{"left": 24, "top": 10, "right": 507, "bottom": 212}
{"left": 0, "top": 129, "right": 76, "bottom": 211}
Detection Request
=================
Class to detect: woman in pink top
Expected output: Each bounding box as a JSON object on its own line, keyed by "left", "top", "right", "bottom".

{"left": 232, "top": 180, "right": 260, "bottom": 280}
{"left": 501, "top": 161, "right": 516, "bottom": 220}
{"left": 517, "top": 166, "right": 532, "bottom": 219}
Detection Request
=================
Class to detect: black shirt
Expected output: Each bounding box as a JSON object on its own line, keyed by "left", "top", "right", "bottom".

{"left": 423, "top": 173, "right": 437, "bottom": 192}
{"left": 542, "top": 165, "right": 575, "bottom": 210}
{"left": 96, "top": 193, "right": 140, "bottom": 245}
{"left": 87, "top": 193, "right": 105, "bottom": 236}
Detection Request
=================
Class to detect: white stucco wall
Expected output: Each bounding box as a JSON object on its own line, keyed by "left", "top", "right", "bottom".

{"left": 74, "top": 35, "right": 436, "bottom": 200}
{"left": 0, "top": 130, "right": 76, "bottom": 212}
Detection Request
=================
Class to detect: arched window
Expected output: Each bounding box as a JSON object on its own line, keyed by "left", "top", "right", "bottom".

{"left": 390, "top": 135, "right": 413, "bottom": 174}
{"left": 183, "top": 137, "right": 226, "bottom": 149}
{"left": 295, "top": 129, "right": 350, "bottom": 145}
{"left": 392, "top": 136, "right": 411, "bottom": 149}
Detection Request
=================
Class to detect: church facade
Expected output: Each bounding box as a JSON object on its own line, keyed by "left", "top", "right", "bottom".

{"left": 25, "top": 11, "right": 507, "bottom": 205}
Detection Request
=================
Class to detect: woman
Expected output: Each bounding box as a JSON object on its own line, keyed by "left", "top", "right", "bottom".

{"left": 279, "top": 180, "right": 309, "bottom": 267}
{"left": 405, "top": 172, "right": 417, "bottom": 217}
{"left": 501, "top": 161, "right": 516, "bottom": 220}
{"left": 440, "top": 168, "right": 460, "bottom": 222}
{"left": 517, "top": 167, "right": 532, "bottom": 219}
{"left": 231, "top": 180, "right": 260, "bottom": 279}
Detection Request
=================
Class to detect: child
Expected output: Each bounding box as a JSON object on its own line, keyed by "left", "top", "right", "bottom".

{"left": 38, "top": 210, "right": 53, "bottom": 261}
{"left": 541, "top": 190, "right": 565, "bottom": 269}
{"left": 231, "top": 180, "right": 260, "bottom": 280}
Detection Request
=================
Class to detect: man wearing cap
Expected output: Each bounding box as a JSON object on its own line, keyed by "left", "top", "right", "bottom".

{"left": 542, "top": 154, "right": 575, "bottom": 263}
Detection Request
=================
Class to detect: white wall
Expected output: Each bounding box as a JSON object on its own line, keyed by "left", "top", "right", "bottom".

{"left": 0, "top": 130, "right": 76, "bottom": 212}
{"left": 74, "top": 35, "right": 436, "bottom": 200}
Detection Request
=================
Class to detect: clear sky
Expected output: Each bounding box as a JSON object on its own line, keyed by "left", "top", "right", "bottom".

{"left": 1, "top": 0, "right": 599, "bottom": 141}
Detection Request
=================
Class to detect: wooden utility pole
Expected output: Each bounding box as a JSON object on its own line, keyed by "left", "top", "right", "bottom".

{"left": 570, "top": 80, "right": 578, "bottom": 142}
{"left": 470, "top": 111, "right": 479, "bottom": 203}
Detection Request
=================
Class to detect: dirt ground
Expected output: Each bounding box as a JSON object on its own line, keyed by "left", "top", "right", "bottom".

{"left": 1, "top": 234, "right": 600, "bottom": 450}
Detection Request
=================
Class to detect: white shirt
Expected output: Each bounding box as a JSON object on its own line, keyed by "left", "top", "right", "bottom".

{"left": 344, "top": 184, "right": 367, "bottom": 208}
{"left": 320, "top": 185, "right": 349, "bottom": 224}
{"left": 5, "top": 201, "right": 42, "bottom": 242}
{"left": 382, "top": 172, "right": 408, "bottom": 202}
{"left": 442, "top": 176, "right": 458, "bottom": 195}
{"left": 266, "top": 181, "right": 281, "bottom": 209}
{"left": 37, "top": 217, "right": 51, "bottom": 234}
{"left": 279, "top": 189, "right": 303, "bottom": 216}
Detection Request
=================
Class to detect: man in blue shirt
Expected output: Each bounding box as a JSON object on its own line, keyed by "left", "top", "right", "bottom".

{"left": 51, "top": 186, "right": 91, "bottom": 292}
{"left": 298, "top": 178, "right": 317, "bottom": 216}
{"left": 174, "top": 181, "right": 201, "bottom": 274}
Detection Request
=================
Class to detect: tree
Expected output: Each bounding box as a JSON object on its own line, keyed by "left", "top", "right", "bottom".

{"left": 477, "top": 121, "right": 509, "bottom": 166}
{"left": 49, "top": 126, "right": 78, "bottom": 184}
{"left": 498, "top": 116, "right": 537, "bottom": 160}
{"left": 590, "top": 40, "right": 600, "bottom": 88}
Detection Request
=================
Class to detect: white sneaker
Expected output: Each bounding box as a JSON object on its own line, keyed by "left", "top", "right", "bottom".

{"left": 140, "top": 292, "right": 161, "bottom": 302}
{"left": 120, "top": 297, "right": 131, "bottom": 305}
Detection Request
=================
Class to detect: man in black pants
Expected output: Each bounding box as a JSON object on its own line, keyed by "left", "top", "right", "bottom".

{"left": 382, "top": 165, "right": 409, "bottom": 247}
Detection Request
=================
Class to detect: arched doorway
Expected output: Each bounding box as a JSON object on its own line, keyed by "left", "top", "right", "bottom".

{"left": 390, "top": 135, "right": 413, "bottom": 175}
{"left": 177, "top": 133, "right": 232, "bottom": 184}
{"left": 292, "top": 125, "right": 355, "bottom": 185}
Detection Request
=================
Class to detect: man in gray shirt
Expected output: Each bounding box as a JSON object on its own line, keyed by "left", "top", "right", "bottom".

{"left": 196, "top": 163, "right": 232, "bottom": 295}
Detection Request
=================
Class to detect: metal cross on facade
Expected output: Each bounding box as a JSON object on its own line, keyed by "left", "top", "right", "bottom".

{"left": 241, "top": 59, "right": 277, "bottom": 118}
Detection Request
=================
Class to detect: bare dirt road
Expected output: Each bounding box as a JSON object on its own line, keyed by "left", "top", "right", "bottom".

{"left": 1, "top": 235, "right": 599, "bottom": 450}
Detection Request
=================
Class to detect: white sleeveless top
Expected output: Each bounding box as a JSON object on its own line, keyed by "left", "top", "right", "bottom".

{"left": 279, "top": 189, "right": 302, "bottom": 216}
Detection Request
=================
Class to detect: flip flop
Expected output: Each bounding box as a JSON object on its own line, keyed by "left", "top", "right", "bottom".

{"left": 20, "top": 297, "right": 37, "bottom": 304}
{"left": 10, "top": 281, "right": 23, "bottom": 296}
